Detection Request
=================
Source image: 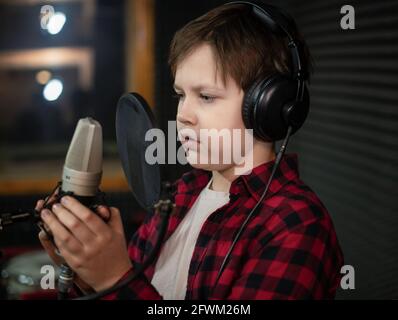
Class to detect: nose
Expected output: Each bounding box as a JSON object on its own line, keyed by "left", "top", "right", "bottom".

{"left": 176, "top": 97, "right": 197, "bottom": 126}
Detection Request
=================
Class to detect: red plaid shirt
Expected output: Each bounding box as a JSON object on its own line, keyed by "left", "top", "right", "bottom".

{"left": 106, "top": 153, "right": 344, "bottom": 299}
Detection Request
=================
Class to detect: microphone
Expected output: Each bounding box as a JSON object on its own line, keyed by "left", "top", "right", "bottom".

{"left": 48, "top": 117, "right": 105, "bottom": 299}
{"left": 59, "top": 117, "right": 103, "bottom": 204}
{"left": 0, "top": 117, "right": 106, "bottom": 299}
{"left": 43, "top": 117, "right": 105, "bottom": 300}
{"left": 37, "top": 117, "right": 106, "bottom": 239}
{"left": 0, "top": 117, "right": 106, "bottom": 231}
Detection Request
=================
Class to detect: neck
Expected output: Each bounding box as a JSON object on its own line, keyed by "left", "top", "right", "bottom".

{"left": 210, "top": 141, "right": 276, "bottom": 192}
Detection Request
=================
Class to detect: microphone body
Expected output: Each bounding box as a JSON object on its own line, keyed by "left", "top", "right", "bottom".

{"left": 1, "top": 117, "right": 105, "bottom": 300}
{"left": 0, "top": 117, "right": 105, "bottom": 230}
{"left": 52, "top": 117, "right": 104, "bottom": 299}
{"left": 34, "top": 117, "right": 105, "bottom": 236}
{"left": 61, "top": 117, "right": 103, "bottom": 198}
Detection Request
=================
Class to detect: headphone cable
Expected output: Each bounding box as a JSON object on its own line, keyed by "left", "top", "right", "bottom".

{"left": 210, "top": 125, "right": 293, "bottom": 297}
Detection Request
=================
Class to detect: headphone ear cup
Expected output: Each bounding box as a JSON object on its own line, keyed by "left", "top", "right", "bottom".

{"left": 242, "top": 79, "right": 264, "bottom": 134}
{"left": 252, "top": 75, "right": 309, "bottom": 141}
{"left": 282, "top": 85, "right": 310, "bottom": 131}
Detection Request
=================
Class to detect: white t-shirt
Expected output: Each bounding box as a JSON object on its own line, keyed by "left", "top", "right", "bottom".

{"left": 150, "top": 177, "right": 230, "bottom": 299}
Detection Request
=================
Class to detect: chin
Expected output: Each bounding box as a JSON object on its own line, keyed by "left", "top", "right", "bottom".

{"left": 185, "top": 149, "right": 235, "bottom": 172}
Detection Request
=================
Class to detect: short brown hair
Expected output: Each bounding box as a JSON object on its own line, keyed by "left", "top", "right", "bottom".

{"left": 168, "top": 3, "right": 313, "bottom": 91}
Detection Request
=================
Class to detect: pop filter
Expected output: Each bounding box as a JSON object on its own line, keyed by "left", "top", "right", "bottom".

{"left": 116, "top": 93, "right": 161, "bottom": 212}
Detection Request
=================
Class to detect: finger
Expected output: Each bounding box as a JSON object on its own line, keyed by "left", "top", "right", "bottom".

{"left": 43, "top": 186, "right": 61, "bottom": 206}
{"left": 108, "top": 207, "right": 125, "bottom": 235}
{"left": 60, "top": 196, "right": 108, "bottom": 236}
{"left": 35, "top": 199, "right": 45, "bottom": 211}
{"left": 39, "top": 220, "right": 52, "bottom": 235}
{"left": 38, "top": 231, "right": 64, "bottom": 266}
{"left": 51, "top": 203, "right": 96, "bottom": 244}
{"left": 41, "top": 209, "right": 82, "bottom": 254}
{"left": 95, "top": 205, "right": 111, "bottom": 221}
{"left": 38, "top": 229, "right": 50, "bottom": 242}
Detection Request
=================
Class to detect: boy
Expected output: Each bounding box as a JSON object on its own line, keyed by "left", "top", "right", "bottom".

{"left": 36, "top": 2, "right": 344, "bottom": 299}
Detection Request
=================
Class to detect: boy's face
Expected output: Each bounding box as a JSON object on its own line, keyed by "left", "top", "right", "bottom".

{"left": 175, "top": 43, "right": 249, "bottom": 172}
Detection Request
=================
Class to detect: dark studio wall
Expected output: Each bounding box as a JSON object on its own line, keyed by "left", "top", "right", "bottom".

{"left": 93, "top": 0, "right": 125, "bottom": 142}
{"left": 285, "top": 0, "right": 398, "bottom": 299}
{"left": 153, "top": 0, "right": 398, "bottom": 299}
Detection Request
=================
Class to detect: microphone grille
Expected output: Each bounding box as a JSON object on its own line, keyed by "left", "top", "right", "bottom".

{"left": 64, "top": 117, "right": 102, "bottom": 173}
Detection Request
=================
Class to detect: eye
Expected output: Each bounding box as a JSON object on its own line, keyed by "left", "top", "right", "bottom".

{"left": 200, "top": 94, "right": 215, "bottom": 103}
{"left": 172, "top": 93, "right": 184, "bottom": 101}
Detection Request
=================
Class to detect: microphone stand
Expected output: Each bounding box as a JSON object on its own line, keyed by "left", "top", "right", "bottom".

{"left": 58, "top": 263, "right": 74, "bottom": 300}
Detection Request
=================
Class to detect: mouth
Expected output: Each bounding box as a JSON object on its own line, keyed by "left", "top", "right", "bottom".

{"left": 178, "top": 129, "right": 199, "bottom": 143}
{"left": 181, "top": 135, "right": 200, "bottom": 151}
{"left": 182, "top": 135, "right": 197, "bottom": 143}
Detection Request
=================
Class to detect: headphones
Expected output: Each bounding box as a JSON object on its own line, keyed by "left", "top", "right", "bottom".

{"left": 209, "top": 1, "right": 311, "bottom": 298}
{"left": 225, "top": 1, "right": 310, "bottom": 142}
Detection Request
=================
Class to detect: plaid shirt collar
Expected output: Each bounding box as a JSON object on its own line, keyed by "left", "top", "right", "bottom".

{"left": 175, "top": 153, "right": 300, "bottom": 204}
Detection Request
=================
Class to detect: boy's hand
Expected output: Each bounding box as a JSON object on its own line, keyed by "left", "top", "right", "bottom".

{"left": 36, "top": 196, "right": 132, "bottom": 292}
{"left": 38, "top": 228, "right": 94, "bottom": 293}
{"left": 35, "top": 198, "right": 111, "bottom": 293}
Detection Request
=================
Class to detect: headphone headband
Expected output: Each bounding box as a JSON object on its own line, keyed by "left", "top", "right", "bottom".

{"left": 222, "top": 1, "right": 310, "bottom": 141}
{"left": 223, "top": 1, "right": 307, "bottom": 82}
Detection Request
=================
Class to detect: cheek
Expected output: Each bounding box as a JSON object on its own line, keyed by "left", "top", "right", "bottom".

{"left": 225, "top": 98, "right": 245, "bottom": 128}
{"left": 198, "top": 102, "right": 245, "bottom": 130}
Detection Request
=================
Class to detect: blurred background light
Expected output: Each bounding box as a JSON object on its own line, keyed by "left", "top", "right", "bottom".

{"left": 40, "top": 4, "right": 55, "bottom": 30}
{"left": 47, "top": 12, "right": 66, "bottom": 35}
{"left": 43, "top": 78, "right": 63, "bottom": 101}
{"left": 35, "top": 70, "right": 52, "bottom": 85}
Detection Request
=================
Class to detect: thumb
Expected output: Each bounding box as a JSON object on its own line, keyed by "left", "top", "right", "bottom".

{"left": 38, "top": 231, "right": 64, "bottom": 266}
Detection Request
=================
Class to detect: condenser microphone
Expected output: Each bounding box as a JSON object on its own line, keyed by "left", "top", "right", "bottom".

{"left": 0, "top": 117, "right": 104, "bottom": 230}
{"left": 0, "top": 117, "right": 105, "bottom": 299}
{"left": 46, "top": 117, "right": 104, "bottom": 300}
{"left": 60, "top": 117, "right": 103, "bottom": 203}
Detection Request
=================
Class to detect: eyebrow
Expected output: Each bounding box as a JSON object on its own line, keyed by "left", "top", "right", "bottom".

{"left": 173, "top": 83, "right": 224, "bottom": 92}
